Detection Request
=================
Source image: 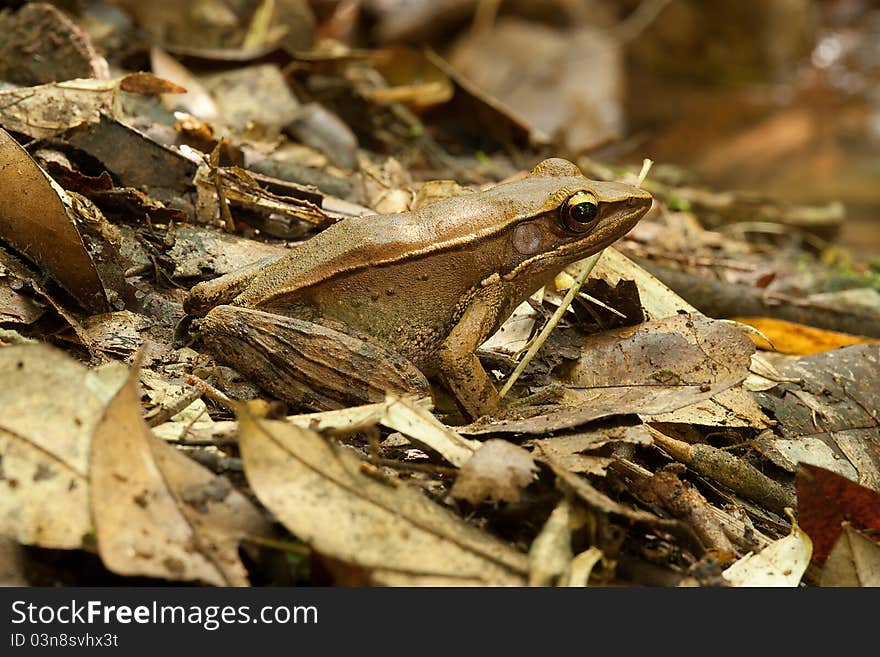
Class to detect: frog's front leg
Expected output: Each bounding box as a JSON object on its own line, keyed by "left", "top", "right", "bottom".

{"left": 201, "top": 305, "right": 431, "bottom": 410}
{"left": 436, "top": 277, "right": 508, "bottom": 420}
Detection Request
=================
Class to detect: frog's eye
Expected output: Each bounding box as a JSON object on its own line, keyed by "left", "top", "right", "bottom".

{"left": 561, "top": 192, "right": 599, "bottom": 232}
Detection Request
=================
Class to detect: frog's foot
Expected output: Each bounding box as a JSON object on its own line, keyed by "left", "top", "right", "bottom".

{"left": 201, "top": 305, "right": 431, "bottom": 410}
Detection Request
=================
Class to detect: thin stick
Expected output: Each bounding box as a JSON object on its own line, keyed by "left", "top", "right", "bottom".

{"left": 499, "top": 252, "right": 602, "bottom": 398}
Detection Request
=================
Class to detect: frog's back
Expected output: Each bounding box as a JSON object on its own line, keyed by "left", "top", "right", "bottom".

{"left": 233, "top": 190, "right": 503, "bottom": 310}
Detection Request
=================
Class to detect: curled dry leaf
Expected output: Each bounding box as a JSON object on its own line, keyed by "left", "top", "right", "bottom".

{"left": 0, "top": 344, "right": 126, "bottom": 548}
{"left": 0, "top": 128, "right": 111, "bottom": 313}
{"left": 451, "top": 439, "right": 538, "bottom": 504}
{"left": 381, "top": 394, "right": 479, "bottom": 467}
{"left": 237, "top": 410, "right": 528, "bottom": 586}
{"left": 91, "top": 364, "right": 271, "bottom": 586}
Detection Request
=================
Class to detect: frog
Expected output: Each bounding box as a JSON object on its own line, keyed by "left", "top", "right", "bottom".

{"left": 185, "top": 158, "right": 652, "bottom": 419}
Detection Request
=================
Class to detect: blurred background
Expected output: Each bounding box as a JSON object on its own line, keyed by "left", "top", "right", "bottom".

{"left": 2, "top": 0, "right": 878, "bottom": 254}
{"left": 336, "top": 0, "right": 880, "bottom": 253}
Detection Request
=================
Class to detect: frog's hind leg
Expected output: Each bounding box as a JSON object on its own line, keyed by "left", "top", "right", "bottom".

{"left": 201, "top": 305, "right": 431, "bottom": 410}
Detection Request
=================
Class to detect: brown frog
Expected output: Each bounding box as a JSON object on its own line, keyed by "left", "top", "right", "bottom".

{"left": 185, "top": 158, "right": 652, "bottom": 419}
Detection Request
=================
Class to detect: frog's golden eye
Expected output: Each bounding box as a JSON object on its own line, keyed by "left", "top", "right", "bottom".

{"left": 561, "top": 192, "right": 599, "bottom": 232}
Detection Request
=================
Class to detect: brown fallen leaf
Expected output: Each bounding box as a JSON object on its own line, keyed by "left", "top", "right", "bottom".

{"left": 0, "top": 127, "right": 111, "bottom": 313}
{"left": 464, "top": 314, "right": 754, "bottom": 436}
{"left": 91, "top": 362, "right": 271, "bottom": 586}
{"left": 0, "top": 537, "right": 26, "bottom": 585}
{"left": 0, "top": 247, "right": 45, "bottom": 325}
{"left": 449, "top": 19, "right": 623, "bottom": 152}
{"left": 0, "top": 344, "right": 126, "bottom": 548}
{"left": 528, "top": 424, "right": 651, "bottom": 476}
{"left": 557, "top": 313, "right": 753, "bottom": 391}
{"left": 756, "top": 344, "right": 880, "bottom": 489}
{"left": 820, "top": 525, "right": 880, "bottom": 587}
{"left": 368, "top": 46, "right": 455, "bottom": 109}
{"left": 450, "top": 439, "right": 537, "bottom": 504}
{"left": 0, "top": 75, "right": 178, "bottom": 140}
{"left": 199, "top": 64, "right": 300, "bottom": 134}
{"left": 149, "top": 47, "right": 221, "bottom": 121}
{"left": 237, "top": 409, "right": 528, "bottom": 585}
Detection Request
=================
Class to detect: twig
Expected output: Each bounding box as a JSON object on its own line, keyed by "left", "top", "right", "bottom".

{"left": 499, "top": 252, "right": 602, "bottom": 398}
{"left": 184, "top": 373, "right": 238, "bottom": 413}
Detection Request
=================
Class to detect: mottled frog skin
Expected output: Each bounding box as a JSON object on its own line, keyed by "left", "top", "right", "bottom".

{"left": 186, "top": 158, "right": 652, "bottom": 418}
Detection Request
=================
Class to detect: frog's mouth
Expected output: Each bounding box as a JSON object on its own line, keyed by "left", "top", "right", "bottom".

{"left": 580, "top": 194, "right": 652, "bottom": 252}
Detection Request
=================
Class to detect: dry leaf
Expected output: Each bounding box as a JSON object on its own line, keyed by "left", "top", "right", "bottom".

{"left": 529, "top": 424, "right": 651, "bottom": 476}
{"left": 0, "top": 78, "right": 121, "bottom": 139}
{"left": 643, "top": 386, "right": 773, "bottom": 429}
{"left": 149, "top": 47, "right": 221, "bottom": 121}
{"left": 450, "top": 439, "right": 537, "bottom": 504}
{"left": 757, "top": 345, "right": 880, "bottom": 490}
{"left": 528, "top": 497, "right": 575, "bottom": 586}
{"left": 0, "top": 127, "right": 110, "bottom": 312}
{"left": 722, "top": 514, "right": 812, "bottom": 586}
{"left": 0, "top": 344, "right": 126, "bottom": 548}
{"left": 467, "top": 313, "right": 754, "bottom": 435}
{"left": 91, "top": 365, "right": 271, "bottom": 585}
{"left": 591, "top": 247, "right": 697, "bottom": 320}
{"left": 563, "top": 547, "right": 604, "bottom": 587}
{"left": 796, "top": 463, "right": 880, "bottom": 565}
{"left": 381, "top": 394, "right": 478, "bottom": 467}
{"left": 238, "top": 410, "right": 527, "bottom": 585}
{"left": 199, "top": 64, "right": 300, "bottom": 133}
{"left": 0, "top": 537, "right": 26, "bottom": 586}
{"left": 734, "top": 316, "right": 879, "bottom": 354}
{"left": 820, "top": 525, "right": 880, "bottom": 587}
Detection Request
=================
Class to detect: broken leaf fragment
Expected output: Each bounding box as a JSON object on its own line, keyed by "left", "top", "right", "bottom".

{"left": 451, "top": 439, "right": 538, "bottom": 504}
{"left": 237, "top": 409, "right": 527, "bottom": 585}
{"left": 91, "top": 363, "right": 271, "bottom": 586}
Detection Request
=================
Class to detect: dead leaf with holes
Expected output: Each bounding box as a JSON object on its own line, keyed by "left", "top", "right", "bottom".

{"left": 237, "top": 409, "right": 528, "bottom": 585}
{"left": 0, "top": 344, "right": 126, "bottom": 548}
{"left": 90, "top": 362, "right": 271, "bottom": 586}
